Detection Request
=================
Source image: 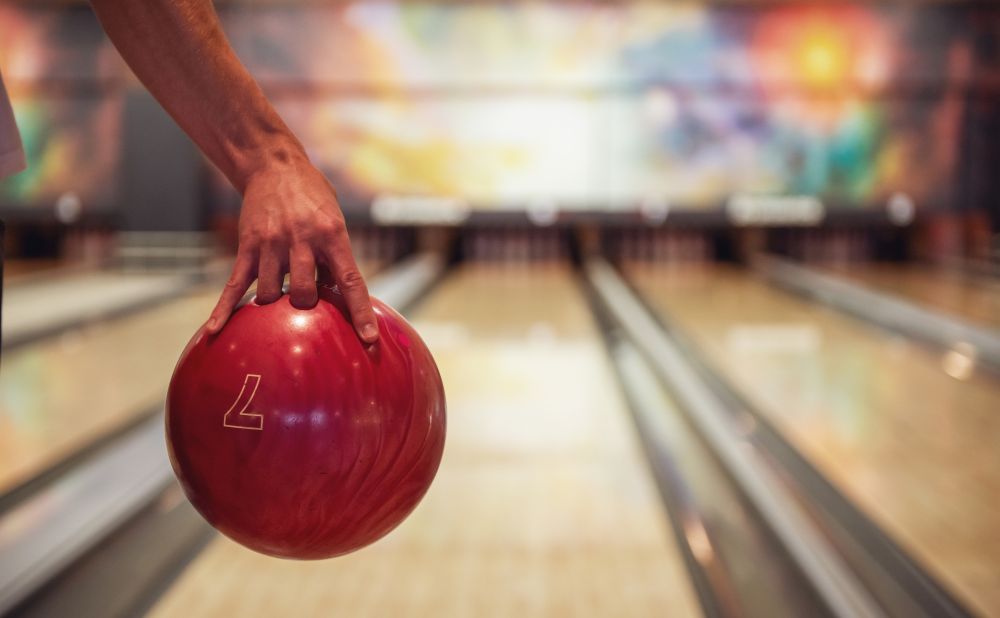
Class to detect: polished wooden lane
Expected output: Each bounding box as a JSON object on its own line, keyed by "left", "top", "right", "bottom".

{"left": 2, "top": 270, "right": 199, "bottom": 346}
{"left": 629, "top": 264, "right": 1000, "bottom": 617}
{"left": 2, "top": 259, "right": 75, "bottom": 285}
{"left": 0, "top": 261, "right": 388, "bottom": 496}
{"left": 0, "top": 286, "right": 219, "bottom": 495}
{"left": 149, "top": 265, "right": 702, "bottom": 618}
{"left": 826, "top": 263, "right": 1000, "bottom": 330}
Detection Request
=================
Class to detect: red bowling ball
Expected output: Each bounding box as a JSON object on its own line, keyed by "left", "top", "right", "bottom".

{"left": 166, "top": 285, "right": 446, "bottom": 559}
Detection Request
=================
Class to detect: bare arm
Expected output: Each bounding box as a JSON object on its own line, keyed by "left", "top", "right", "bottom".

{"left": 89, "top": 0, "right": 379, "bottom": 342}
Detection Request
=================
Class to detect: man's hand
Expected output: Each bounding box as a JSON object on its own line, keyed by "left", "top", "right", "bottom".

{"left": 88, "top": 0, "right": 378, "bottom": 342}
{"left": 205, "top": 158, "right": 378, "bottom": 342}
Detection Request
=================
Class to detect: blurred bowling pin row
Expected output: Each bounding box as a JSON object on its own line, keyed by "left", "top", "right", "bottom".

{"left": 462, "top": 229, "right": 567, "bottom": 264}
{"left": 786, "top": 230, "right": 873, "bottom": 265}
{"left": 349, "top": 227, "right": 412, "bottom": 268}
{"left": 613, "top": 229, "right": 712, "bottom": 266}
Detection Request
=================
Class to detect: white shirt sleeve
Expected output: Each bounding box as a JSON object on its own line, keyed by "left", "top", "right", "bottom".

{"left": 0, "top": 69, "right": 27, "bottom": 179}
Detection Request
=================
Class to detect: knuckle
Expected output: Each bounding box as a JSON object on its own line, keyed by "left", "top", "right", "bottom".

{"left": 291, "top": 220, "right": 316, "bottom": 241}
{"left": 224, "top": 270, "right": 249, "bottom": 289}
{"left": 321, "top": 217, "right": 346, "bottom": 237}
{"left": 292, "top": 251, "right": 316, "bottom": 270}
{"left": 258, "top": 227, "right": 283, "bottom": 246}
{"left": 339, "top": 269, "right": 366, "bottom": 291}
{"left": 290, "top": 268, "right": 313, "bottom": 284}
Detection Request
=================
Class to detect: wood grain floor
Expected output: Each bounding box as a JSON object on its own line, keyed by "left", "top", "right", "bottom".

{"left": 0, "top": 286, "right": 219, "bottom": 495}
{"left": 0, "top": 262, "right": 386, "bottom": 497}
{"left": 2, "top": 259, "right": 74, "bottom": 284}
{"left": 629, "top": 263, "right": 1000, "bottom": 617}
{"left": 828, "top": 263, "right": 1000, "bottom": 329}
{"left": 149, "top": 265, "right": 702, "bottom": 618}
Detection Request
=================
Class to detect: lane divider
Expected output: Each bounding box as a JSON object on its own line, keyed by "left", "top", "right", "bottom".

{"left": 586, "top": 257, "right": 884, "bottom": 618}
{"left": 754, "top": 254, "right": 1000, "bottom": 374}
{"left": 0, "top": 252, "right": 448, "bottom": 615}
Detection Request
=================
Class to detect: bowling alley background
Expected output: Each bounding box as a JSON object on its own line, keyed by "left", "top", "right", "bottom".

{"left": 1, "top": 2, "right": 1000, "bottom": 618}
{"left": 1, "top": 3, "right": 998, "bottom": 238}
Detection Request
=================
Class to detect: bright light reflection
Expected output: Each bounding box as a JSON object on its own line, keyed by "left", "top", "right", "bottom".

{"left": 942, "top": 343, "right": 976, "bottom": 381}
{"left": 683, "top": 517, "right": 715, "bottom": 565}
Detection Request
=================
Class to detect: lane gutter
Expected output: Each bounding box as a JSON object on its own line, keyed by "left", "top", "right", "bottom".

{"left": 0, "top": 252, "right": 449, "bottom": 616}
{"left": 3, "top": 273, "right": 205, "bottom": 352}
{"left": 626, "top": 274, "right": 973, "bottom": 618}
{"left": 585, "top": 257, "right": 885, "bottom": 618}
{"left": 753, "top": 254, "right": 1000, "bottom": 374}
{"left": 599, "top": 258, "right": 974, "bottom": 618}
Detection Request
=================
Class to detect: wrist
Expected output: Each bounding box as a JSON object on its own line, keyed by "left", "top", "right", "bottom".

{"left": 228, "top": 130, "right": 309, "bottom": 194}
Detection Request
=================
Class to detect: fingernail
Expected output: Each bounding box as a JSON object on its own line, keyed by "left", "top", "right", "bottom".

{"left": 206, "top": 318, "right": 218, "bottom": 332}
{"left": 361, "top": 324, "right": 379, "bottom": 341}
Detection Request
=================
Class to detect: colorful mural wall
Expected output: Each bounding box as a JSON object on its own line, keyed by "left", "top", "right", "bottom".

{"left": 1, "top": 2, "right": 995, "bottom": 212}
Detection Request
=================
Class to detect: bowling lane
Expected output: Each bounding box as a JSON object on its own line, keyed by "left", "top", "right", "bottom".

{"left": 149, "top": 265, "right": 702, "bottom": 618}
{"left": 825, "top": 263, "right": 1000, "bottom": 330}
{"left": 2, "top": 270, "right": 199, "bottom": 348}
{"left": 0, "top": 287, "right": 219, "bottom": 496}
{"left": 0, "top": 260, "right": 389, "bottom": 497}
{"left": 628, "top": 264, "right": 1000, "bottom": 617}
{"left": 2, "top": 259, "right": 75, "bottom": 285}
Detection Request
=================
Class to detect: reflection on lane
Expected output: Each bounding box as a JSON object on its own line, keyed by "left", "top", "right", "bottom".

{"left": 629, "top": 263, "right": 1000, "bottom": 617}
{"left": 0, "top": 288, "right": 219, "bottom": 496}
{"left": 2, "top": 271, "right": 198, "bottom": 347}
{"left": 149, "top": 265, "right": 701, "bottom": 617}
{"left": 827, "top": 264, "right": 1000, "bottom": 330}
{"left": 0, "top": 261, "right": 385, "bottom": 499}
{"left": 2, "top": 259, "right": 74, "bottom": 285}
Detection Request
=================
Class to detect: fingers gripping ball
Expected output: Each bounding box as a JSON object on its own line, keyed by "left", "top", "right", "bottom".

{"left": 166, "top": 287, "right": 446, "bottom": 559}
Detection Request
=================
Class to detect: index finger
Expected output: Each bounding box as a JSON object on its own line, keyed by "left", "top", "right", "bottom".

{"left": 205, "top": 252, "right": 256, "bottom": 334}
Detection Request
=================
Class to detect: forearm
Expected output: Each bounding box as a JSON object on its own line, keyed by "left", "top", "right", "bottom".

{"left": 91, "top": 0, "right": 378, "bottom": 340}
{"left": 90, "top": 0, "right": 304, "bottom": 192}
